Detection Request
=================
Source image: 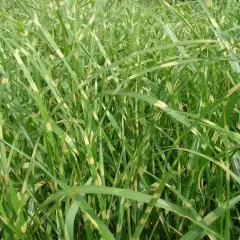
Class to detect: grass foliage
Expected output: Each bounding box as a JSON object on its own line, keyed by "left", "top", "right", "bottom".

{"left": 0, "top": 0, "right": 240, "bottom": 239}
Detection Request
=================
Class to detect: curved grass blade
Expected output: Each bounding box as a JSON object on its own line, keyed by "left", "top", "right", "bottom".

{"left": 72, "top": 185, "right": 223, "bottom": 239}
{"left": 104, "top": 90, "right": 197, "bottom": 131}
{"left": 64, "top": 202, "right": 79, "bottom": 240}
{"left": 75, "top": 196, "right": 115, "bottom": 240}
{"left": 132, "top": 174, "right": 172, "bottom": 239}
{"left": 181, "top": 194, "right": 240, "bottom": 240}
{"left": 174, "top": 148, "right": 240, "bottom": 185}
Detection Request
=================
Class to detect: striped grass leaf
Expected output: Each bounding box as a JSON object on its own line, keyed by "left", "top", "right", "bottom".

{"left": 132, "top": 173, "right": 172, "bottom": 239}
{"left": 104, "top": 90, "right": 194, "bottom": 130}
{"left": 181, "top": 194, "right": 240, "bottom": 240}
{"left": 74, "top": 196, "right": 115, "bottom": 240}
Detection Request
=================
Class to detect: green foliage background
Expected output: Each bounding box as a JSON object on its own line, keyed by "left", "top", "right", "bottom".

{"left": 0, "top": 0, "right": 239, "bottom": 239}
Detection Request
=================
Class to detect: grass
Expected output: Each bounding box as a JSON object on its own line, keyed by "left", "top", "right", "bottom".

{"left": 0, "top": 0, "right": 240, "bottom": 239}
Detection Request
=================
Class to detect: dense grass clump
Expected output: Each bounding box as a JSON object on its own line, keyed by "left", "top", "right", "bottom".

{"left": 0, "top": 0, "right": 240, "bottom": 239}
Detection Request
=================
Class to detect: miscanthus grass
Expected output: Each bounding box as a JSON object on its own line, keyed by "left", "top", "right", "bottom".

{"left": 0, "top": 0, "right": 240, "bottom": 239}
